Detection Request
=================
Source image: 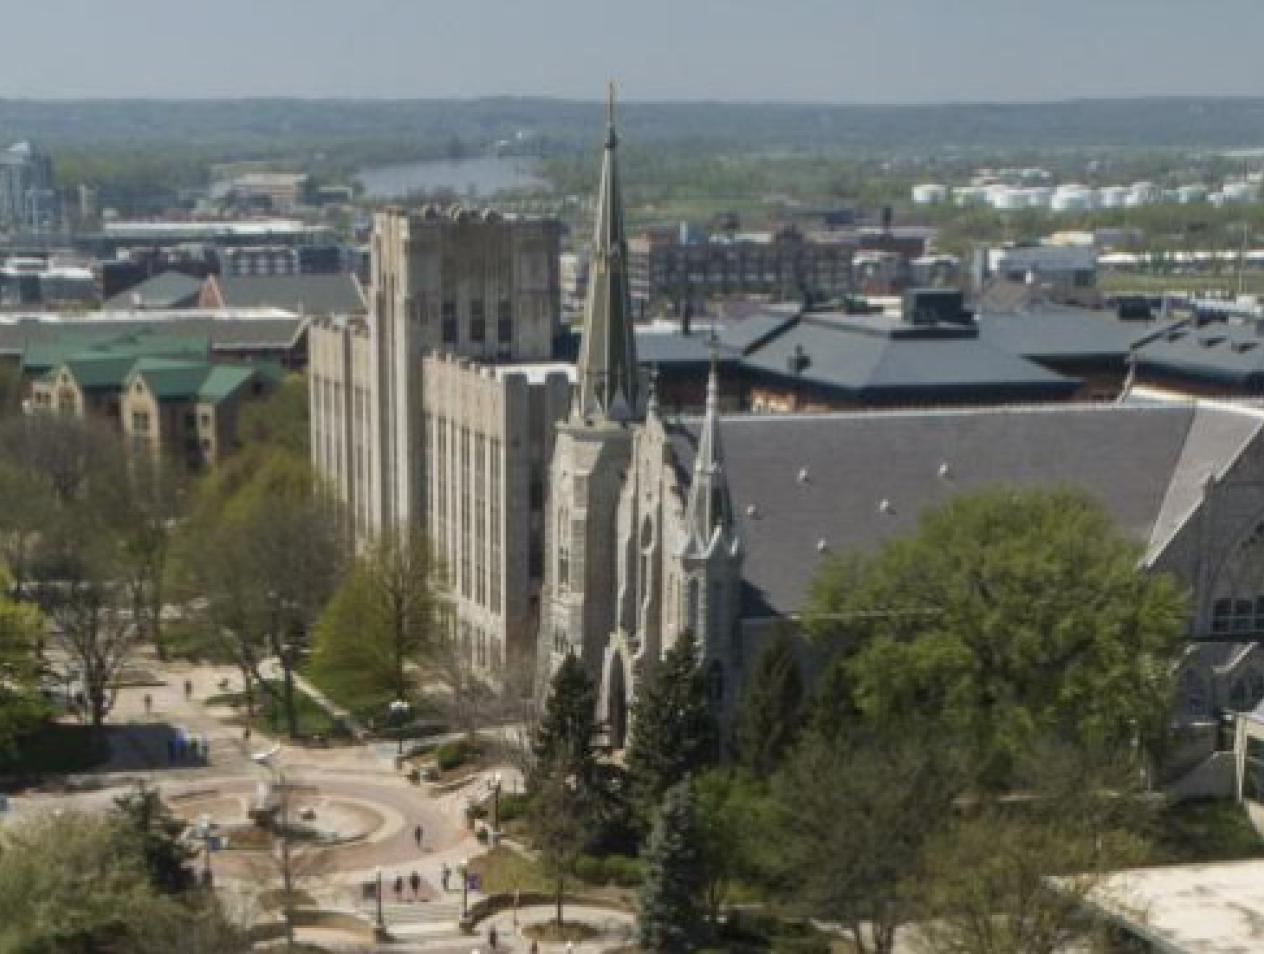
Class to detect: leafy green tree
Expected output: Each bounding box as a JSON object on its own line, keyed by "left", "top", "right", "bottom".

{"left": 0, "top": 810, "right": 247, "bottom": 953}
{"left": 0, "top": 462, "right": 56, "bottom": 599}
{"left": 737, "top": 629, "right": 803, "bottom": 776}
{"left": 532, "top": 653, "right": 598, "bottom": 783}
{"left": 808, "top": 489, "right": 1185, "bottom": 787}
{"left": 0, "top": 581, "right": 48, "bottom": 762}
{"left": 309, "top": 527, "right": 441, "bottom": 713}
{"left": 237, "top": 372, "right": 310, "bottom": 457}
{"left": 112, "top": 782, "right": 197, "bottom": 895}
{"left": 625, "top": 631, "right": 717, "bottom": 824}
{"left": 693, "top": 770, "right": 775, "bottom": 924}
{"left": 773, "top": 730, "right": 962, "bottom": 954}
{"left": 638, "top": 780, "right": 706, "bottom": 953}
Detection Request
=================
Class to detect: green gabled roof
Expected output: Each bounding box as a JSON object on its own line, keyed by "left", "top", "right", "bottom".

{"left": 22, "top": 328, "right": 210, "bottom": 375}
{"left": 196, "top": 364, "right": 258, "bottom": 404}
{"left": 126, "top": 357, "right": 260, "bottom": 405}
{"left": 47, "top": 355, "right": 141, "bottom": 391}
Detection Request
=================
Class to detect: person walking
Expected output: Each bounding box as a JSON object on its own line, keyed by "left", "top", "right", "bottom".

{"left": 488, "top": 925, "right": 498, "bottom": 949}
{"left": 441, "top": 862, "right": 451, "bottom": 891}
{"left": 394, "top": 874, "right": 404, "bottom": 899}
{"left": 414, "top": 823, "right": 423, "bottom": 849}
{"left": 409, "top": 870, "right": 421, "bottom": 899}
{"left": 143, "top": 693, "right": 152, "bottom": 715}
{"left": 184, "top": 679, "right": 193, "bottom": 700}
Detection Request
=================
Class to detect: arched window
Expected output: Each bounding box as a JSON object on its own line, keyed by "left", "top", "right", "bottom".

{"left": 557, "top": 506, "right": 570, "bottom": 589}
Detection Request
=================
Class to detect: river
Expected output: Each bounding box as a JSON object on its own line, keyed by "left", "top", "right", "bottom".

{"left": 356, "top": 155, "right": 545, "bottom": 200}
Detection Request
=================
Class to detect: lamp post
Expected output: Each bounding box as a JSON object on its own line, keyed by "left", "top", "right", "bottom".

{"left": 490, "top": 772, "right": 502, "bottom": 835}
{"left": 460, "top": 857, "right": 470, "bottom": 920}
{"left": 197, "top": 813, "right": 213, "bottom": 888}
{"left": 389, "top": 698, "right": 410, "bottom": 757}
{"left": 375, "top": 866, "right": 385, "bottom": 931}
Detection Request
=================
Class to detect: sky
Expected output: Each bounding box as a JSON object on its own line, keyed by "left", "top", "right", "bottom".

{"left": 5, "top": 0, "right": 1264, "bottom": 103}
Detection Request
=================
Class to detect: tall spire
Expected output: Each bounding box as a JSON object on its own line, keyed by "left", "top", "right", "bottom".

{"left": 683, "top": 348, "right": 737, "bottom": 559}
{"left": 574, "top": 82, "right": 640, "bottom": 423}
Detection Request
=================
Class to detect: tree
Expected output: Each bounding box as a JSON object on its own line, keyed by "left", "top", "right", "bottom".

{"left": 916, "top": 742, "right": 1154, "bottom": 954}
{"left": 528, "top": 760, "right": 593, "bottom": 929}
{"left": 638, "top": 780, "right": 706, "bottom": 953}
{"left": 693, "top": 769, "right": 774, "bottom": 925}
{"left": 532, "top": 653, "right": 598, "bottom": 784}
{"left": 0, "top": 461, "right": 56, "bottom": 599}
{"left": 773, "top": 730, "right": 962, "bottom": 954}
{"left": 0, "top": 582, "right": 47, "bottom": 761}
{"left": 625, "top": 631, "right": 718, "bottom": 823}
{"left": 0, "top": 810, "right": 248, "bottom": 953}
{"left": 112, "top": 782, "right": 198, "bottom": 895}
{"left": 309, "top": 527, "right": 440, "bottom": 710}
{"left": 237, "top": 373, "right": 310, "bottom": 457}
{"left": 737, "top": 629, "right": 803, "bottom": 776}
{"left": 807, "top": 489, "right": 1186, "bottom": 787}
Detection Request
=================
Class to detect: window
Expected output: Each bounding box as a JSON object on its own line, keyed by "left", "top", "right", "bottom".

{"left": 441, "top": 299, "right": 457, "bottom": 344}
{"left": 497, "top": 299, "right": 513, "bottom": 343}
{"left": 131, "top": 411, "right": 150, "bottom": 432}
{"left": 470, "top": 298, "right": 485, "bottom": 343}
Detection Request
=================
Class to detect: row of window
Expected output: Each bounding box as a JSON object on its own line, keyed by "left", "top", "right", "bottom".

{"left": 1211, "top": 596, "right": 1264, "bottom": 635}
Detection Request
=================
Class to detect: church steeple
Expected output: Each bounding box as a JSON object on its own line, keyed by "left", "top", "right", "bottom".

{"left": 683, "top": 349, "right": 738, "bottom": 559}
{"left": 574, "top": 83, "right": 640, "bottom": 423}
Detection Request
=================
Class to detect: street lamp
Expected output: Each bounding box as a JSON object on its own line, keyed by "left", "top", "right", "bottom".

{"left": 459, "top": 857, "right": 470, "bottom": 920}
{"left": 197, "top": 813, "right": 213, "bottom": 887}
{"left": 389, "top": 698, "right": 410, "bottom": 757}
{"left": 375, "top": 865, "right": 385, "bottom": 931}
{"left": 489, "top": 772, "right": 503, "bottom": 835}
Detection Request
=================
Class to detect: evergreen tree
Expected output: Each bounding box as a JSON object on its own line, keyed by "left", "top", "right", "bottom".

{"left": 112, "top": 782, "right": 197, "bottom": 894}
{"left": 626, "top": 631, "right": 718, "bottom": 823}
{"left": 532, "top": 653, "right": 598, "bottom": 783}
{"left": 638, "top": 780, "right": 706, "bottom": 953}
{"left": 738, "top": 629, "right": 803, "bottom": 776}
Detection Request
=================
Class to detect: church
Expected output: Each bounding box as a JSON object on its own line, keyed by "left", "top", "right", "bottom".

{"left": 539, "top": 98, "right": 1264, "bottom": 769}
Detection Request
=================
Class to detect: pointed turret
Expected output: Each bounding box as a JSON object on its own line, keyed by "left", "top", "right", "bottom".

{"left": 683, "top": 350, "right": 738, "bottom": 559}
{"left": 574, "top": 83, "right": 640, "bottom": 423}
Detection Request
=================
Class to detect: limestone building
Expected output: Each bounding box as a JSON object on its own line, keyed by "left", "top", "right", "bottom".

{"left": 541, "top": 100, "right": 1264, "bottom": 777}
{"left": 309, "top": 205, "right": 564, "bottom": 676}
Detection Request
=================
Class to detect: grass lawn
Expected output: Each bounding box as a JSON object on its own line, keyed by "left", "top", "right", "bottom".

{"left": 1152, "top": 798, "right": 1263, "bottom": 864}
{"left": 205, "top": 678, "right": 336, "bottom": 738}
{"left": 468, "top": 846, "right": 554, "bottom": 894}
{"left": 2, "top": 721, "right": 107, "bottom": 776}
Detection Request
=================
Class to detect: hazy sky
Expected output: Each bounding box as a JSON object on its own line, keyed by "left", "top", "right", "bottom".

{"left": 6, "top": 0, "right": 1264, "bottom": 103}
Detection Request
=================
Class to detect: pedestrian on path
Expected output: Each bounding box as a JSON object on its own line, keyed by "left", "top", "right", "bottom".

{"left": 143, "top": 693, "right": 152, "bottom": 715}
{"left": 513, "top": 888, "right": 520, "bottom": 928}
{"left": 409, "top": 870, "right": 421, "bottom": 899}
{"left": 488, "top": 925, "right": 498, "bottom": 949}
{"left": 394, "top": 874, "right": 404, "bottom": 899}
{"left": 184, "top": 679, "right": 193, "bottom": 700}
{"left": 414, "top": 823, "right": 423, "bottom": 849}
{"left": 441, "top": 862, "right": 450, "bottom": 891}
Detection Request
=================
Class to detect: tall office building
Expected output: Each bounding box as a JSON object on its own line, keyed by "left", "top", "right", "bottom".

{"left": 0, "top": 142, "right": 57, "bottom": 231}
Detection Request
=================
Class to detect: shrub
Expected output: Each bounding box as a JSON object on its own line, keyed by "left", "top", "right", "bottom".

{"left": 497, "top": 792, "right": 528, "bottom": 824}
{"left": 601, "top": 854, "right": 644, "bottom": 886}
{"left": 434, "top": 739, "right": 481, "bottom": 772}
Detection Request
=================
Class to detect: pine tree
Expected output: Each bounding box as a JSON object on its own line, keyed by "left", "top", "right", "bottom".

{"left": 626, "top": 631, "right": 717, "bottom": 823}
{"left": 638, "top": 780, "right": 705, "bottom": 952}
{"left": 112, "top": 782, "right": 197, "bottom": 894}
{"left": 738, "top": 629, "right": 804, "bottom": 776}
{"left": 532, "top": 653, "right": 598, "bottom": 784}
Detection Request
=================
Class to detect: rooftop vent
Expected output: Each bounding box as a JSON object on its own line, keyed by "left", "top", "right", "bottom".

{"left": 879, "top": 498, "right": 893, "bottom": 514}
{"left": 938, "top": 462, "right": 951, "bottom": 478}
{"left": 745, "top": 504, "right": 760, "bottom": 518}
{"left": 797, "top": 467, "right": 810, "bottom": 484}
{"left": 816, "top": 539, "right": 828, "bottom": 552}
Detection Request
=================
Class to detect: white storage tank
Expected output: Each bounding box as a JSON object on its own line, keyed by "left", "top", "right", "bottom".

{"left": 1051, "top": 186, "right": 1095, "bottom": 213}
{"left": 911, "top": 183, "right": 949, "bottom": 205}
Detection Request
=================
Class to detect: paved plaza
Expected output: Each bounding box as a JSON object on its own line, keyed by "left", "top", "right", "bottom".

{"left": 3, "top": 651, "right": 626, "bottom": 952}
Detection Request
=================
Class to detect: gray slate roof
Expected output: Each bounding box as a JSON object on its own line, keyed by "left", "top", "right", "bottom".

{"left": 213, "top": 274, "right": 365, "bottom": 315}
{"left": 669, "top": 403, "right": 1263, "bottom": 618}
{"left": 103, "top": 271, "right": 203, "bottom": 311}
{"left": 977, "top": 307, "right": 1174, "bottom": 362}
{"left": 740, "top": 315, "right": 1075, "bottom": 399}
{"left": 635, "top": 330, "right": 737, "bottom": 366}
{"left": 1134, "top": 321, "right": 1264, "bottom": 386}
